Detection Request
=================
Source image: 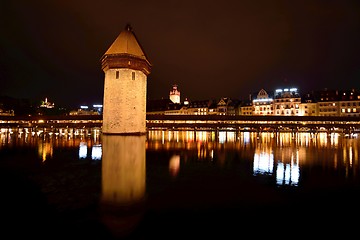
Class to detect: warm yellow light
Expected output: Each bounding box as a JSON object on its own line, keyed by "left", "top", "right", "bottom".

{"left": 169, "top": 154, "right": 180, "bottom": 177}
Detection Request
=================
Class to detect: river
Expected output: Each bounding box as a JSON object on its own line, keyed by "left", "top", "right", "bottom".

{"left": 1, "top": 128, "right": 359, "bottom": 239}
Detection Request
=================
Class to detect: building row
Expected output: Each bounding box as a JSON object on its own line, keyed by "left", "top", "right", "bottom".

{"left": 147, "top": 85, "right": 360, "bottom": 117}
{"left": 2, "top": 85, "right": 360, "bottom": 118}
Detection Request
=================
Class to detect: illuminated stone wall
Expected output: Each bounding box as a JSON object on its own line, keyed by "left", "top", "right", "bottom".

{"left": 102, "top": 68, "right": 147, "bottom": 134}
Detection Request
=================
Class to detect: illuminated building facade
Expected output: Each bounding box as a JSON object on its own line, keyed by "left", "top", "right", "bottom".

{"left": 217, "top": 97, "right": 235, "bottom": 115}
{"left": 316, "top": 89, "right": 360, "bottom": 117}
{"left": 273, "top": 88, "right": 301, "bottom": 116}
{"left": 0, "top": 108, "right": 14, "bottom": 116}
{"left": 185, "top": 99, "right": 213, "bottom": 115}
{"left": 101, "top": 24, "right": 151, "bottom": 134}
{"left": 299, "top": 93, "right": 317, "bottom": 116}
{"left": 316, "top": 89, "right": 340, "bottom": 117}
{"left": 239, "top": 99, "right": 253, "bottom": 115}
{"left": 252, "top": 89, "right": 273, "bottom": 115}
{"left": 40, "top": 97, "right": 54, "bottom": 108}
{"left": 338, "top": 89, "right": 360, "bottom": 117}
{"left": 69, "top": 105, "right": 102, "bottom": 115}
{"left": 169, "top": 84, "right": 181, "bottom": 104}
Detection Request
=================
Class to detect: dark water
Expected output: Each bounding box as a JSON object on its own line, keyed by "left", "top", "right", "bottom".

{"left": 1, "top": 129, "right": 360, "bottom": 239}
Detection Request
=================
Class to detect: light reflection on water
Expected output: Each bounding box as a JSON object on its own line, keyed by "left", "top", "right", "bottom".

{"left": 147, "top": 130, "right": 360, "bottom": 186}
{"left": 1, "top": 127, "right": 360, "bottom": 237}
{"left": 1, "top": 128, "right": 360, "bottom": 187}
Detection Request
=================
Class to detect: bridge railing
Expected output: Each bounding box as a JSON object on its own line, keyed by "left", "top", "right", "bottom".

{"left": 1, "top": 114, "right": 360, "bottom": 133}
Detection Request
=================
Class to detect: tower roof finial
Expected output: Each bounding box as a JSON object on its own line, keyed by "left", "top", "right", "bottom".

{"left": 125, "top": 23, "right": 132, "bottom": 31}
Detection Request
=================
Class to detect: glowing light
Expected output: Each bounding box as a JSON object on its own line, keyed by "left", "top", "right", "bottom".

{"left": 253, "top": 152, "right": 274, "bottom": 174}
{"left": 38, "top": 142, "right": 53, "bottom": 162}
{"left": 276, "top": 162, "right": 299, "bottom": 186}
{"left": 169, "top": 154, "right": 180, "bottom": 177}
{"left": 91, "top": 144, "right": 102, "bottom": 160}
{"left": 226, "top": 131, "right": 235, "bottom": 142}
{"left": 219, "top": 131, "right": 226, "bottom": 143}
{"left": 253, "top": 98, "right": 274, "bottom": 102}
{"left": 79, "top": 142, "right": 87, "bottom": 159}
{"left": 242, "top": 132, "right": 250, "bottom": 144}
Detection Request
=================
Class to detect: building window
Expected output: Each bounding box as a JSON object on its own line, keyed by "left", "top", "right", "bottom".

{"left": 116, "top": 71, "right": 119, "bottom": 79}
{"left": 132, "top": 72, "right": 135, "bottom": 80}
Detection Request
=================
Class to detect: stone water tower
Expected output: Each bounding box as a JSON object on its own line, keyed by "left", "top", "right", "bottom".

{"left": 101, "top": 24, "right": 151, "bottom": 135}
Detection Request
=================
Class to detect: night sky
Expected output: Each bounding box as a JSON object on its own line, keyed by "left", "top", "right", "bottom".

{"left": 1, "top": 0, "right": 360, "bottom": 107}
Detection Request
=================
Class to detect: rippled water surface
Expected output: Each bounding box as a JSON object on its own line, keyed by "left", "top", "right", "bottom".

{"left": 1, "top": 128, "right": 360, "bottom": 239}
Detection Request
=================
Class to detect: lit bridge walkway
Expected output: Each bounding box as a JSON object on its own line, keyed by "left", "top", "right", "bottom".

{"left": 1, "top": 114, "right": 360, "bottom": 133}
{"left": 146, "top": 115, "right": 360, "bottom": 133}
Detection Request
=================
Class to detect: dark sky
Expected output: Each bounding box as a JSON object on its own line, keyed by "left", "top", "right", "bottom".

{"left": 1, "top": 0, "right": 360, "bottom": 107}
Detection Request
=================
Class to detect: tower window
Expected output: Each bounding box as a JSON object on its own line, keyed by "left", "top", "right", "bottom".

{"left": 116, "top": 71, "right": 119, "bottom": 79}
{"left": 132, "top": 72, "right": 135, "bottom": 80}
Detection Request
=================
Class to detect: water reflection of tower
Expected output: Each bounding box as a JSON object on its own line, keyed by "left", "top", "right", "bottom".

{"left": 100, "top": 24, "right": 151, "bottom": 238}
{"left": 101, "top": 135, "right": 146, "bottom": 237}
